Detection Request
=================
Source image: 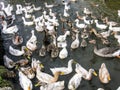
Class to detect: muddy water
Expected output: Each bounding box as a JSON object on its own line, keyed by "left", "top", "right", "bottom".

{"left": 1, "top": 0, "right": 120, "bottom": 90}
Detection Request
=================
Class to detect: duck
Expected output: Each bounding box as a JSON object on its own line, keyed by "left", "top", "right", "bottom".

{"left": 2, "top": 24, "right": 18, "bottom": 34}
{"left": 57, "top": 31, "right": 70, "bottom": 42}
{"left": 83, "top": 8, "right": 92, "bottom": 15}
{"left": 32, "top": 4, "right": 41, "bottom": 11}
{"left": 3, "top": 55, "right": 15, "bottom": 69}
{"left": 9, "top": 46, "right": 25, "bottom": 56}
{"left": 50, "top": 59, "right": 75, "bottom": 75}
{"left": 63, "top": 9, "right": 69, "bottom": 17}
{"left": 74, "top": 19, "right": 86, "bottom": 29}
{"left": 59, "top": 45, "right": 68, "bottom": 59}
{"left": 26, "top": 30, "right": 37, "bottom": 51}
{"left": 24, "top": 9, "right": 32, "bottom": 19}
{"left": 80, "top": 38, "right": 87, "bottom": 48}
{"left": 4, "top": 4, "right": 13, "bottom": 16}
{"left": 57, "top": 41, "right": 67, "bottom": 48}
{"left": 97, "top": 88, "right": 104, "bottom": 90}
{"left": 15, "top": 58, "right": 29, "bottom": 67}
{"left": 39, "top": 44, "right": 46, "bottom": 57}
{"left": 16, "top": 4, "right": 23, "bottom": 15}
{"left": 68, "top": 73, "right": 82, "bottom": 90}
{"left": 81, "top": 28, "right": 89, "bottom": 39}
{"left": 20, "top": 67, "right": 35, "bottom": 79}
{"left": 40, "top": 81, "right": 65, "bottom": 90}
{"left": 109, "top": 22, "right": 120, "bottom": 32}
{"left": 94, "top": 46, "right": 120, "bottom": 58}
{"left": 94, "top": 20, "right": 108, "bottom": 30}
{"left": 44, "top": 2, "right": 54, "bottom": 8}
{"left": 75, "top": 63, "right": 97, "bottom": 80}
{"left": 22, "top": 17, "right": 34, "bottom": 26}
{"left": 99, "top": 63, "right": 111, "bottom": 84}
{"left": 36, "top": 65, "right": 62, "bottom": 84}
{"left": 100, "top": 29, "right": 111, "bottom": 39}
{"left": 71, "top": 31, "right": 80, "bottom": 49}
{"left": 31, "top": 58, "right": 44, "bottom": 72}
{"left": 19, "top": 71, "right": 33, "bottom": 90}
{"left": 23, "top": 5, "right": 34, "bottom": 13}
{"left": 64, "top": 2, "right": 70, "bottom": 11}
{"left": 118, "top": 10, "right": 120, "bottom": 17}
{"left": 12, "top": 33, "right": 23, "bottom": 45}
{"left": 35, "top": 21, "right": 44, "bottom": 32}
{"left": 83, "top": 16, "right": 93, "bottom": 25}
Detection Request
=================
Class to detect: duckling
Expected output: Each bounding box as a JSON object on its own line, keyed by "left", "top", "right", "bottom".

{"left": 40, "top": 81, "right": 65, "bottom": 90}
{"left": 12, "top": 33, "right": 23, "bottom": 45}
{"left": 39, "top": 44, "right": 46, "bottom": 57}
{"left": 71, "top": 31, "right": 80, "bottom": 49}
{"left": 68, "top": 73, "right": 82, "bottom": 90}
{"left": 99, "top": 63, "right": 111, "bottom": 84}
{"left": 75, "top": 63, "right": 97, "bottom": 80}
{"left": 80, "top": 38, "right": 87, "bottom": 48}
{"left": 19, "top": 71, "right": 33, "bottom": 90}
{"left": 20, "top": 67, "right": 35, "bottom": 79}
{"left": 50, "top": 59, "right": 75, "bottom": 75}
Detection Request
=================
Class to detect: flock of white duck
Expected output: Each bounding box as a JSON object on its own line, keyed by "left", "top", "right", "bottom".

{"left": 0, "top": 0, "right": 120, "bottom": 90}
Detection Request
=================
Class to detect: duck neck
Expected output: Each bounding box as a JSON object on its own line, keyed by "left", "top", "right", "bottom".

{"left": 51, "top": 72, "right": 60, "bottom": 83}
{"left": 67, "top": 60, "right": 73, "bottom": 71}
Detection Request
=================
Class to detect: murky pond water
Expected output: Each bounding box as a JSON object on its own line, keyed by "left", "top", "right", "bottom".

{"left": 1, "top": 0, "right": 120, "bottom": 90}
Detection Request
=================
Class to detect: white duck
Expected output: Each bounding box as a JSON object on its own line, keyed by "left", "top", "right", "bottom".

{"left": 75, "top": 19, "right": 86, "bottom": 29}
{"left": 94, "top": 20, "right": 108, "bottom": 30}
{"left": 19, "top": 71, "right": 33, "bottom": 90}
{"left": 44, "top": 2, "right": 54, "bottom": 8}
{"left": 26, "top": 30, "right": 37, "bottom": 51}
{"left": 63, "top": 9, "right": 69, "bottom": 17}
{"left": 59, "top": 45, "right": 68, "bottom": 59}
{"left": 109, "top": 22, "right": 120, "bottom": 32}
{"left": 71, "top": 31, "right": 80, "bottom": 49}
{"left": 31, "top": 58, "right": 44, "bottom": 72}
{"left": 16, "top": 4, "right": 23, "bottom": 15}
{"left": 99, "top": 63, "right": 111, "bottom": 84}
{"left": 22, "top": 17, "right": 34, "bottom": 26}
{"left": 118, "top": 10, "right": 120, "bottom": 17}
{"left": 64, "top": 2, "right": 70, "bottom": 11}
{"left": 2, "top": 23, "right": 18, "bottom": 34}
{"left": 4, "top": 4, "right": 13, "bottom": 16}
{"left": 24, "top": 9, "right": 32, "bottom": 19}
{"left": 40, "top": 81, "right": 65, "bottom": 90}
{"left": 50, "top": 59, "right": 75, "bottom": 75}
{"left": 36, "top": 65, "right": 62, "bottom": 84}
{"left": 83, "top": 8, "right": 92, "bottom": 15}
{"left": 32, "top": 4, "right": 41, "bottom": 11}
{"left": 68, "top": 73, "right": 82, "bottom": 90}
{"left": 9, "top": 46, "right": 25, "bottom": 56}
{"left": 75, "top": 63, "right": 97, "bottom": 80}
{"left": 83, "top": 16, "right": 93, "bottom": 24}
{"left": 57, "top": 31, "right": 70, "bottom": 42}
{"left": 20, "top": 67, "right": 35, "bottom": 79}
{"left": 3, "top": 55, "right": 15, "bottom": 69}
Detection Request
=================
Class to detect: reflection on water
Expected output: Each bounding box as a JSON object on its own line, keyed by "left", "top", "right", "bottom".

{"left": 1, "top": 0, "right": 120, "bottom": 90}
